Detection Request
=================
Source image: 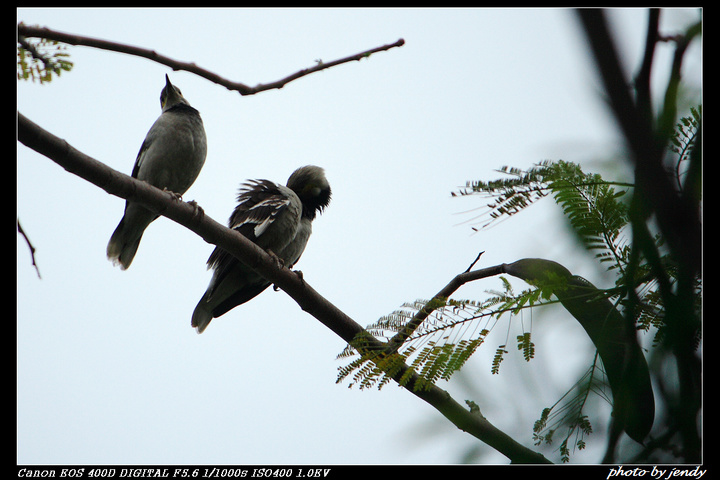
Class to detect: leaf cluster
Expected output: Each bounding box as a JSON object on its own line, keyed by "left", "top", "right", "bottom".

{"left": 339, "top": 159, "right": 641, "bottom": 389}
{"left": 17, "top": 23, "right": 74, "bottom": 84}
{"left": 336, "top": 299, "right": 494, "bottom": 391}
{"left": 459, "top": 160, "right": 635, "bottom": 272}
{"left": 669, "top": 105, "right": 701, "bottom": 191}
{"left": 533, "top": 357, "right": 607, "bottom": 462}
{"left": 338, "top": 117, "right": 700, "bottom": 458}
{"left": 337, "top": 278, "right": 550, "bottom": 390}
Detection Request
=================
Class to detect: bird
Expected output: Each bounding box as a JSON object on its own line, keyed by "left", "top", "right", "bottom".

{"left": 107, "top": 74, "right": 207, "bottom": 269}
{"left": 192, "top": 165, "right": 331, "bottom": 333}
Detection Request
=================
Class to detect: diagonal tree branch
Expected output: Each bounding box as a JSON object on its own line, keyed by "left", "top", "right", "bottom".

{"left": 17, "top": 23, "right": 405, "bottom": 96}
{"left": 17, "top": 112, "right": 551, "bottom": 464}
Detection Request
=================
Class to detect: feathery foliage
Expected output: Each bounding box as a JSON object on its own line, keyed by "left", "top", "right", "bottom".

{"left": 337, "top": 278, "right": 555, "bottom": 390}
{"left": 533, "top": 354, "right": 608, "bottom": 463}
{"left": 669, "top": 105, "right": 701, "bottom": 191}
{"left": 458, "top": 160, "right": 635, "bottom": 274}
{"left": 338, "top": 159, "right": 642, "bottom": 387}
{"left": 338, "top": 106, "right": 701, "bottom": 459}
{"left": 17, "top": 24, "right": 73, "bottom": 84}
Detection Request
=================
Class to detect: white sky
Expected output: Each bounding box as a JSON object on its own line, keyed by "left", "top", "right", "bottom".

{"left": 17, "top": 8, "right": 701, "bottom": 465}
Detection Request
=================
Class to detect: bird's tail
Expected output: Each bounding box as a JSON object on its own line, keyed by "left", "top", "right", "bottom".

{"left": 191, "top": 295, "right": 214, "bottom": 334}
{"left": 107, "top": 205, "right": 157, "bottom": 270}
{"left": 106, "top": 218, "right": 143, "bottom": 270}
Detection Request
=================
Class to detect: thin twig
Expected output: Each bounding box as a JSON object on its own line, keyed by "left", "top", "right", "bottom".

{"left": 17, "top": 35, "right": 53, "bottom": 68}
{"left": 464, "top": 250, "right": 485, "bottom": 273}
{"left": 385, "top": 255, "right": 503, "bottom": 355}
{"left": 17, "top": 24, "right": 404, "bottom": 96}
{"left": 17, "top": 219, "right": 41, "bottom": 279}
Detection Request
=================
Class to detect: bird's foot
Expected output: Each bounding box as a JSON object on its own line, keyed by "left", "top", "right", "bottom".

{"left": 163, "top": 188, "right": 183, "bottom": 202}
{"left": 187, "top": 200, "right": 205, "bottom": 221}
{"left": 266, "top": 249, "right": 285, "bottom": 269}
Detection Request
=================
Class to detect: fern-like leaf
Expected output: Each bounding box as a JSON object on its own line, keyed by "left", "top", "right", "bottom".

{"left": 669, "top": 105, "right": 701, "bottom": 191}
{"left": 533, "top": 359, "right": 604, "bottom": 462}
{"left": 516, "top": 332, "right": 535, "bottom": 362}
{"left": 457, "top": 161, "right": 634, "bottom": 274}
{"left": 336, "top": 279, "right": 550, "bottom": 389}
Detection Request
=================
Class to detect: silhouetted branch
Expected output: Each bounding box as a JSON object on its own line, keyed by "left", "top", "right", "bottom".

{"left": 17, "top": 219, "right": 41, "bottom": 279}
{"left": 576, "top": 8, "right": 702, "bottom": 463}
{"left": 17, "top": 23, "right": 404, "bottom": 96}
{"left": 576, "top": 8, "right": 700, "bottom": 277}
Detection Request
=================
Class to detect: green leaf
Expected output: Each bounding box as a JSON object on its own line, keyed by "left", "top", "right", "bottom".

{"left": 17, "top": 26, "right": 74, "bottom": 84}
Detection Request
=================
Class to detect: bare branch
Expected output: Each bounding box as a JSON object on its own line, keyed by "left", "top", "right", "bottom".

{"left": 464, "top": 250, "right": 485, "bottom": 273}
{"left": 17, "top": 219, "right": 41, "bottom": 279}
{"left": 17, "top": 24, "right": 405, "bottom": 95}
{"left": 17, "top": 112, "right": 550, "bottom": 464}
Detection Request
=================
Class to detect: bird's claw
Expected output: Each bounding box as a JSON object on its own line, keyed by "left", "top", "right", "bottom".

{"left": 187, "top": 200, "right": 205, "bottom": 220}
{"left": 163, "top": 188, "right": 183, "bottom": 202}
{"left": 266, "top": 249, "right": 285, "bottom": 269}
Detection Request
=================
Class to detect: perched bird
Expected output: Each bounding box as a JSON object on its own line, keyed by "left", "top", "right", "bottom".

{"left": 192, "top": 166, "right": 331, "bottom": 333}
{"left": 107, "top": 74, "right": 207, "bottom": 269}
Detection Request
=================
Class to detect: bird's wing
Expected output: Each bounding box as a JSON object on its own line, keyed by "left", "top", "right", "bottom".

{"left": 231, "top": 181, "right": 295, "bottom": 242}
{"left": 130, "top": 114, "right": 167, "bottom": 180}
{"left": 206, "top": 179, "right": 295, "bottom": 289}
{"left": 130, "top": 138, "right": 151, "bottom": 180}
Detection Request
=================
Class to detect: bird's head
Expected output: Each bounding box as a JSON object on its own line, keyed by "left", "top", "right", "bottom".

{"left": 287, "top": 165, "right": 332, "bottom": 220}
{"left": 160, "top": 74, "right": 190, "bottom": 111}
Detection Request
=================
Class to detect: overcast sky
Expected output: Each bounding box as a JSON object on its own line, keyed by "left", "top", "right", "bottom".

{"left": 17, "top": 8, "right": 701, "bottom": 465}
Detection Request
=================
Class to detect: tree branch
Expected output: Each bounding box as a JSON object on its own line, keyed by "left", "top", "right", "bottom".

{"left": 17, "top": 112, "right": 551, "bottom": 464}
{"left": 385, "top": 253, "right": 505, "bottom": 355}
{"left": 575, "top": 9, "right": 701, "bottom": 277}
{"left": 17, "top": 218, "right": 41, "bottom": 279}
{"left": 633, "top": 8, "right": 660, "bottom": 121}
{"left": 17, "top": 23, "right": 404, "bottom": 95}
{"left": 576, "top": 11, "right": 702, "bottom": 461}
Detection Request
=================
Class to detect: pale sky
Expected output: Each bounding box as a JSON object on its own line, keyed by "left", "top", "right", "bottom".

{"left": 17, "top": 8, "right": 701, "bottom": 465}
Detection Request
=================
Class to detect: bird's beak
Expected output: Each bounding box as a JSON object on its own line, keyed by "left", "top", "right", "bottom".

{"left": 165, "top": 74, "right": 172, "bottom": 88}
